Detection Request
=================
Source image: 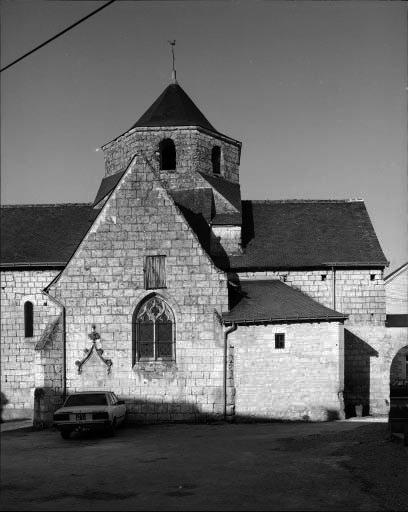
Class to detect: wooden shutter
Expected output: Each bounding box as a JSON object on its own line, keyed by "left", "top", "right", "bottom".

{"left": 145, "top": 256, "right": 166, "bottom": 289}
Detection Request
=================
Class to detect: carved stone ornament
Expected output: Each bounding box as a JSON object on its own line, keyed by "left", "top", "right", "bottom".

{"left": 75, "top": 325, "right": 113, "bottom": 375}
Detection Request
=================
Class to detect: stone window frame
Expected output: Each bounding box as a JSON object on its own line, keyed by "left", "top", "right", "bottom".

{"left": 132, "top": 294, "right": 175, "bottom": 364}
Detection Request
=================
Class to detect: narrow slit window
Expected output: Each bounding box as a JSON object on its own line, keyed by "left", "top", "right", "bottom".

{"left": 24, "top": 301, "right": 34, "bottom": 338}
{"left": 275, "top": 333, "right": 285, "bottom": 349}
{"left": 144, "top": 256, "right": 166, "bottom": 289}
{"left": 211, "top": 146, "right": 221, "bottom": 174}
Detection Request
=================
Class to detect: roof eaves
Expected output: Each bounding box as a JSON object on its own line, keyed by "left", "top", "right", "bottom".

{"left": 222, "top": 313, "right": 348, "bottom": 325}
{"left": 0, "top": 262, "right": 66, "bottom": 269}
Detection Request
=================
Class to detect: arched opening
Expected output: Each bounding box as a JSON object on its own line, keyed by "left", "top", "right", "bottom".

{"left": 159, "top": 139, "right": 176, "bottom": 171}
{"left": 132, "top": 295, "right": 175, "bottom": 364}
{"left": 390, "top": 345, "right": 408, "bottom": 397}
{"left": 211, "top": 146, "right": 221, "bottom": 175}
{"left": 24, "top": 301, "right": 34, "bottom": 337}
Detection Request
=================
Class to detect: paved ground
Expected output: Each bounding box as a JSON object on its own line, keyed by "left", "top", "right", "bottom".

{"left": 1, "top": 420, "right": 407, "bottom": 511}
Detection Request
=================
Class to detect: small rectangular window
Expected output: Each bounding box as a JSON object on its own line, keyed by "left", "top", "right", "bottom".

{"left": 321, "top": 274, "right": 327, "bottom": 281}
{"left": 144, "top": 256, "right": 166, "bottom": 289}
{"left": 275, "top": 333, "right": 285, "bottom": 349}
{"left": 370, "top": 274, "right": 376, "bottom": 281}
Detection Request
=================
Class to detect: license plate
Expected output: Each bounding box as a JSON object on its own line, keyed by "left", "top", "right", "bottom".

{"left": 76, "top": 413, "right": 86, "bottom": 421}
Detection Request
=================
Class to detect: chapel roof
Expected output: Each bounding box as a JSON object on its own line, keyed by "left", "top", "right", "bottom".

{"left": 130, "top": 83, "right": 217, "bottom": 132}
{"left": 223, "top": 279, "right": 348, "bottom": 324}
{"left": 0, "top": 204, "right": 98, "bottom": 268}
{"left": 216, "top": 199, "right": 388, "bottom": 270}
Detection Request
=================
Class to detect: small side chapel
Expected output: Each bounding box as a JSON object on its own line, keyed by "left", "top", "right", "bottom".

{"left": 1, "top": 71, "right": 407, "bottom": 424}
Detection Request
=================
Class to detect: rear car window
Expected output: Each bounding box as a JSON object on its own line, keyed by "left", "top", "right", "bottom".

{"left": 64, "top": 394, "right": 107, "bottom": 406}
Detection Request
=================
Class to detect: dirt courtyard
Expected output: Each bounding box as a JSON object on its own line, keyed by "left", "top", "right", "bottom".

{"left": 1, "top": 420, "right": 407, "bottom": 511}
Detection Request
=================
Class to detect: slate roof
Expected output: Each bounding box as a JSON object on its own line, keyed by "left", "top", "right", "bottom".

{"left": 222, "top": 280, "right": 348, "bottom": 324}
{"left": 0, "top": 204, "right": 98, "bottom": 267}
{"left": 93, "top": 170, "right": 125, "bottom": 207}
{"left": 131, "top": 83, "right": 217, "bottom": 132}
{"left": 219, "top": 200, "right": 388, "bottom": 270}
{"left": 170, "top": 188, "right": 214, "bottom": 224}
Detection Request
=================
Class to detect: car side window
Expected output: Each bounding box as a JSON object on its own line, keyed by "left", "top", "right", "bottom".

{"left": 111, "top": 393, "right": 119, "bottom": 404}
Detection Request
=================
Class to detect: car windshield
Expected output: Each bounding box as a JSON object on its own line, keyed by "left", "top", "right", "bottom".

{"left": 64, "top": 394, "right": 107, "bottom": 407}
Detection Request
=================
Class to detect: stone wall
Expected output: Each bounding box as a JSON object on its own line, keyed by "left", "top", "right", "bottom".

{"left": 47, "top": 156, "right": 229, "bottom": 423}
{"left": 238, "top": 269, "right": 386, "bottom": 325}
{"left": 211, "top": 226, "right": 242, "bottom": 256}
{"left": 0, "top": 269, "right": 60, "bottom": 420}
{"left": 229, "top": 322, "right": 344, "bottom": 421}
{"left": 385, "top": 268, "right": 408, "bottom": 314}
{"left": 102, "top": 127, "right": 241, "bottom": 183}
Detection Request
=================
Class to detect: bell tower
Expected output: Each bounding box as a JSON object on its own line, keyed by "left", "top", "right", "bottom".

{"left": 97, "top": 70, "right": 243, "bottom": 256}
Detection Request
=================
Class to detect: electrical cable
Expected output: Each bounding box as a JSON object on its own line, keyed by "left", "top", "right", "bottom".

{"left": 1, "top": 0, "right": 116, "bottom": 73}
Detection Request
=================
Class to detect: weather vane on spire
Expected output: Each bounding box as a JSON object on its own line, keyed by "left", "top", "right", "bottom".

{"left": 168, "top": 40, "right": 177, "bottom": 83}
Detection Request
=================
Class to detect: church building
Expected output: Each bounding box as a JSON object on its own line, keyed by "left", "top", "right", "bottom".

{"left": 1, "top": 77, "right": 407, "bottom": 425}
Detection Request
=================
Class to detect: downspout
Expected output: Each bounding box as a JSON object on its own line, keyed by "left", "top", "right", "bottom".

{"left": 42, "top": 289, "right": 67, "bottom": 400}
{"left": 224, "top": 322, "right": 237, "bottom": 420}
{"left": 332, "top": 266, "right": 336, "bottom": 310}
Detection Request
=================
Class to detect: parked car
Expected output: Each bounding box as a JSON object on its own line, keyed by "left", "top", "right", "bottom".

{"left": 53, "top": 391, "right": 126, "bottom": 439}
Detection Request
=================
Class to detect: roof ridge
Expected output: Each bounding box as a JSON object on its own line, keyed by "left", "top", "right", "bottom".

{"left": 1, "top": 203, "right": 93, "bottom": 209}
{"left": 246, "top": 199, "right": 365, "bottom": 204}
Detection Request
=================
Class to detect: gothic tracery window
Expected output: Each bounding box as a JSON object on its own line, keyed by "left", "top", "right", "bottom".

{"left": 133, "top": 296, "right": 174, "bottom": 363}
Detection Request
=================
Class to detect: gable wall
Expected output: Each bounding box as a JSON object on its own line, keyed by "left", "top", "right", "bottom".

{"left": 48, "top": 158, "right": 229, "bottom": 423}
{"left": 0, "top": 269, "right": 61, "bottom": 420}
{"left": 238, "top": 269, "right": 386, "bottom": 325}
{"left": 103, "top": 127, "right": 240, "bottom": 183}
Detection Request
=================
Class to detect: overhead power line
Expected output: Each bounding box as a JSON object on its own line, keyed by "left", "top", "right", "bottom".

{"left": 0, "top": 0, "right": 117, "bottom": 73}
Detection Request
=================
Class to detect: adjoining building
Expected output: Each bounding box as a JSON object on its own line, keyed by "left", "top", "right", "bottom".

{"left": 1, "top": 79, "right": 407, "bottom": 424}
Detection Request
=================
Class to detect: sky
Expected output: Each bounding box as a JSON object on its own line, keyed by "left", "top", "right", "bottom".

{"left": 1, "top": 0, "right": 407, "bottom": 273}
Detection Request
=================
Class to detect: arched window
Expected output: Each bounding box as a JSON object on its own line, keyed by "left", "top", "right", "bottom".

{"left": 133, "top": 295, "right": 175, "bottom": 364}
{"left": 211, "top": 146, "right": 221, "bottom": 175}
{"left": 159, "top": 139, "right": 176, "bottom": 171}
{"left": 24, "top": 301, "right": 34, "bottom": 338}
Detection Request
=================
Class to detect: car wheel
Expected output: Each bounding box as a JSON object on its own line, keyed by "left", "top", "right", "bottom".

{"left": 60, "top": 429, "right": 72, "bottom": 440}
{"left": 107, "top": 418, "right": 117, "bottom": 436}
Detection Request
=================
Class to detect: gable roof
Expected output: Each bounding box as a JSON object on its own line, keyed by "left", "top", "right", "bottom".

{"left": 218, "top": 200, "right": 388, "bottom": 270}
{"left": 131, "top": 83, "right": 217, "bottom": 132}
{"left": 222, "top": 279, "right": 347, "bottom": 324}
{"left": 93, "top": 170, "right": 125, "bottom": 207}
{"left": 384, "top": 262, "right": 408, "bottom": 283}
{"left": 0, "top": 204, "right": 98, "bottom": 267}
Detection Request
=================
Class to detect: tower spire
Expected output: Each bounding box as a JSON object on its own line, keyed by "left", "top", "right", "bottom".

{"left": 168, "top": 40, "right": 177, "bottom": 83}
